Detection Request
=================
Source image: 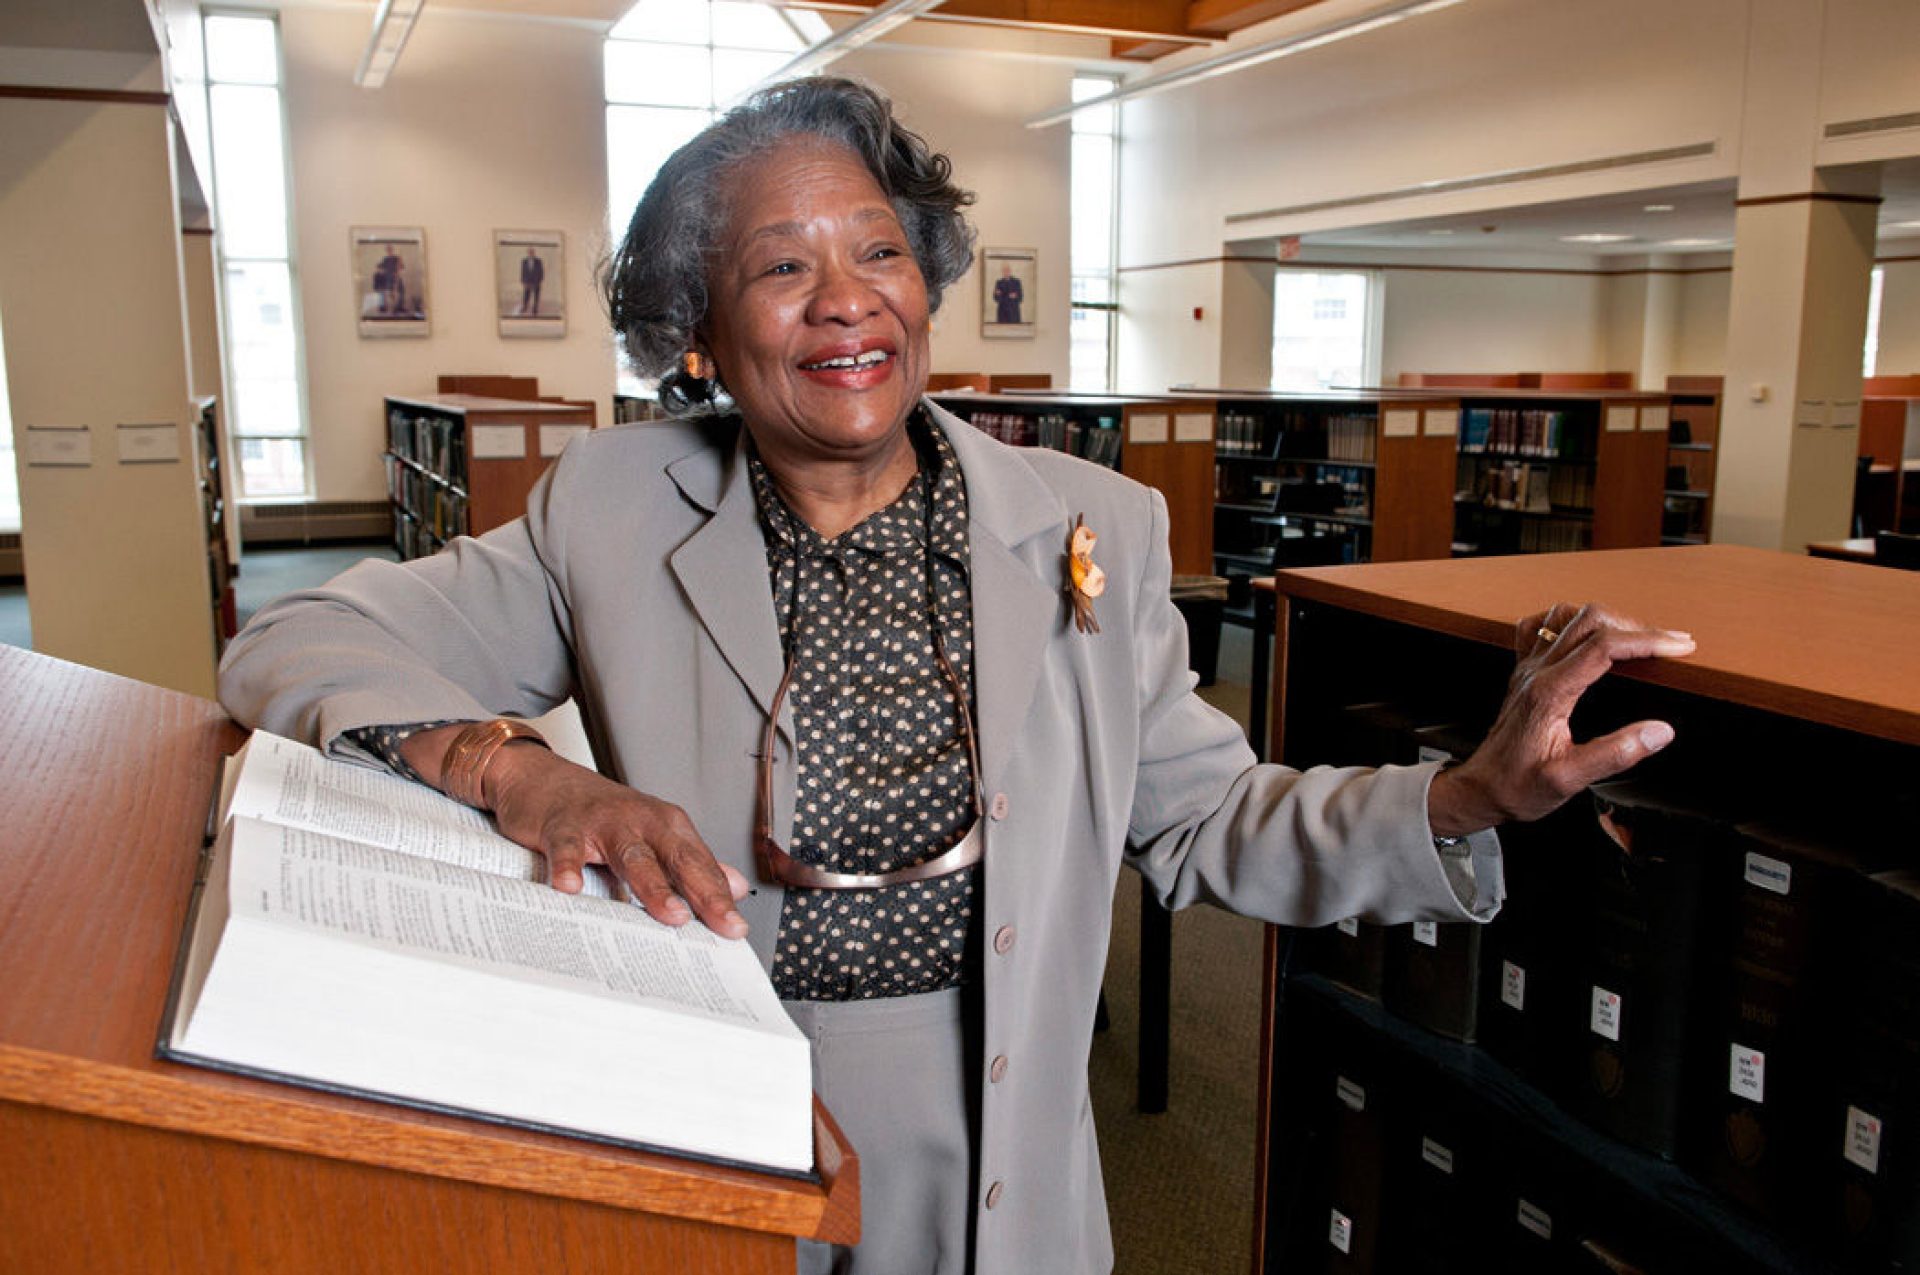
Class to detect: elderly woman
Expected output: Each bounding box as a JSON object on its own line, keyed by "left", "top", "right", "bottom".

{"left": 219, "top": 77, "right": 1692, "bottom": 1275}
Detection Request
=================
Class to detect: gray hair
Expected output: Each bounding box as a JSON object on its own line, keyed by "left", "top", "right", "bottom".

{"left": 604, "top": 76, "right": 976, "bottom": 387}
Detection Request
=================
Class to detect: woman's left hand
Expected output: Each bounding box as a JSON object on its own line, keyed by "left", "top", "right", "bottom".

{"left": 1426, "top": 602, "right": 1696, "bottom": 837}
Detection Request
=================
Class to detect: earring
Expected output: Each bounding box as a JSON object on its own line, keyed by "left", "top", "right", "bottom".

{"left": 658, "top": 350, "right": 730, "bottom": 417}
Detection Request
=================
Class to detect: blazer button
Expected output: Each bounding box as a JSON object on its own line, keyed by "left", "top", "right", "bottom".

{"left": 989, "top": 1054, "right": 1009, "bottom": 1083}
{"left": 993, "top": 925, "right": 1016, "bottom": 956}
{"left": 989, "top": 792, "right": 1010, "bottom": 821}
{"left": 984, "top": 1180, "right": 1005, "bottom": 1210}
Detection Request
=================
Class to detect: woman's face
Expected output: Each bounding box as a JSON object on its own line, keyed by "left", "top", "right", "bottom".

{"left": 700, "top": 136, "right": 931, "bottom": 471}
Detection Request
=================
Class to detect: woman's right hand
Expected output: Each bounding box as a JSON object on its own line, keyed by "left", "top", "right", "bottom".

{"left": 398, "top": 725, "right": 749, "bottom": 938}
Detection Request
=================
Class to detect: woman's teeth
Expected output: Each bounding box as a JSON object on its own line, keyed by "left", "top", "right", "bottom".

{"left": 802, "top": 350, "right": 891, "bottom": 370}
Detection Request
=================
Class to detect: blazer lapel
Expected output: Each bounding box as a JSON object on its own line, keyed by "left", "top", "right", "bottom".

{"left": 667, "top": 424, "right": 788, "bottom": 734}
{"left": 932, "top": 403, "right": 1068, "bottom": 799}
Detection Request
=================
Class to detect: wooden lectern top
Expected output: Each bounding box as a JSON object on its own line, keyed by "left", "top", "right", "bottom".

{"left": 0, "top": 645, "right": 856, "bottom": 1271}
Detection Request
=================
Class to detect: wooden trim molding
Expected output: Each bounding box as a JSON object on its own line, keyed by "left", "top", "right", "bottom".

{"left": 0, "top": 85, "right": 171, "bottom": 106}
{"left": 182, "top": 227, "right": 216, "bottom": 237}
{"left": 1734, "top": 191, "right": 1883, "bottom": 208}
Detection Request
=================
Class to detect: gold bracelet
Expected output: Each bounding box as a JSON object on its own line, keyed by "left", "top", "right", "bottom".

{"left": 440, "top": 719, "right": 550, "bottom": 809}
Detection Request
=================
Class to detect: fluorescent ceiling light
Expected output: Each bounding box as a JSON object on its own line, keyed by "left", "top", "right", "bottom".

{"left": 1025, "top": 0, "right": 1468, "bottom": 129}
{"left": 1426, "top": 228, "right": 1457, "bottom": 235}
{"left": 355, "top": 0, "right": 425, "bottom": 89}
{"left": 1560, "top": 232, "right": 1635, "bottom": 244}
{"left": 743, "top": 0, "right": 946, "bottom": 94}
{"left": 1889, "top": 220, "right": 1920, "bottom": 230}
{"left": 1660, "top": 238, "right": 1726, "bottom": 248}
{"left": 1643, "top": 203, "right": 1675, "bottom": 212}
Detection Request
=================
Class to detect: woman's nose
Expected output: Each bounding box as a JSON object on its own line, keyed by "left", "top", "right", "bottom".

{"left": 805, "top": 259, "right": 882, "bottom": 325}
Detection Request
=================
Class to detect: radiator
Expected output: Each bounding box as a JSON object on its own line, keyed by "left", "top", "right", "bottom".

{"left": 241, "top": 500, "right": 391, "bottom": 544}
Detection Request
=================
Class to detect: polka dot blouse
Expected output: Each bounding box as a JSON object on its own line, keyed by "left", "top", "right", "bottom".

{"left": 749, "top": 411, "right": 982, "bottom": 1002}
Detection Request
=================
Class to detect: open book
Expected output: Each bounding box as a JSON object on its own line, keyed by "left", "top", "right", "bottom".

{"left": 160, "top": 731, "right": 813, "bottom": 1176}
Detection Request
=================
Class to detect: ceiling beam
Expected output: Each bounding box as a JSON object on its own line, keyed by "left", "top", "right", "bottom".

{"left": 1186, "top": 0, "right": 1332, "bottom": 37}
{"left": 795, "top": 0, "right": 1213, "bottom": 46}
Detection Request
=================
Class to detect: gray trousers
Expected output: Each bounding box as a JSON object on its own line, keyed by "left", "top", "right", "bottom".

{"left": 788, "top": 987, "right": 978, "bottom": 1275}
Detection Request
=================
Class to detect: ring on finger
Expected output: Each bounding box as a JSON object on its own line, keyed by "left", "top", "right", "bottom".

{"left": 1537, "top": 625, "right": 1561, "bottom": 644}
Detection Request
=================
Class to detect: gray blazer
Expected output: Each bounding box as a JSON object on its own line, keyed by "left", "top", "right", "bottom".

{"left": 219, "top": 402, "right": 1499, "bottom": 1273}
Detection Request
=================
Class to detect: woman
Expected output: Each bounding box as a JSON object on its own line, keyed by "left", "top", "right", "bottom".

{"left": 220, "top": 77, "right": 1692, "bottom": 1274}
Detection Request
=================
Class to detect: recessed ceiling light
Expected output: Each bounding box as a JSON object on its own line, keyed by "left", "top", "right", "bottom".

{"left": 1643, "top": 204, "right": 1676, "bottom": 213}
{"left": 1560, "top": 233, "right": 1635, "bottom": 244}
{"left": 1661, "top": 238, "right": 1727, "bottom": 248}
{"left": 1889, "top": 220, "right": 1920, "bottom": 230}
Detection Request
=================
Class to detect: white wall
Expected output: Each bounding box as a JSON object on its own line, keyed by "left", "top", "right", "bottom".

{"left": 281, "top": 7, "right": 618, "bottom": 505}
{"left": 1879, "top": 258, "right": 1920, "bottom": 375}
{"left": 1380, "top": 267, "right": 1609, "bottom": 382}
{"left": 843, "top": 26, "right": 1086, "bottom": 384}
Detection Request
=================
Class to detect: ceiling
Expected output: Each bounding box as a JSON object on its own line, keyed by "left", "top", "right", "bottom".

{"left": 1301, "top": 159, "right": 1920, "bottom": 259}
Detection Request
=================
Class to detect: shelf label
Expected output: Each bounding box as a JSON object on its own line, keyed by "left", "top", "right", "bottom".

{"left": 1640, "top": 406, "right": 1670, "bottom": 434}
{"left": 1421, "top": 1137, "right": 1455, "bottom": 1175}
{"left": 1845, "top": 1106, "right": 1883, "bottom": 1174}
{"left": 1502, "top": 960, "right": 1527, "bottom": 1011}
{"left": 1730, "top": 1043, "right": 1766, "bottom": 1103}
{"left": 1128, "top": 412, "right": 1169, "bottom": 444}
{"left": 1605, "top": 406, "right": 1637, "bottom": 433}
{"left": 117, "top": 422, "right": 181, "bottom": 464}
{"left": 1383, "top": 408, "right": 1418, "bottom": 438}
{"left": 1329, "top": 1209, "right": 1353, "bottom": 1254}
{"left": 1335, "top": 1076, "right": 1366, "bottom": 1111}
{"left": 1516, "top": 1199, "right": 1553, "bottom": 1240}
{"left": 1174, "top": 412, "right": 1212, "bottom": 443}
{"left": 1590, "top": 985, "right": 1622, "bottom": 1041}
{"left": 25, "top": 424, "right": 90, "bottom": 467}
{"left": 539, "top": 423, "right": 589, "bottom": 458}
{"left": 473, "top": 424, "right": 528, "bottom": 459}
{"left": 1744, "top": 851, "right": 1792, "bottom": 896}
{"left": 1425, "top": 409, "right": 1458, "bottom": 437}
{"left": 1413, "top": 921, "right": 1439, "bottom": 948}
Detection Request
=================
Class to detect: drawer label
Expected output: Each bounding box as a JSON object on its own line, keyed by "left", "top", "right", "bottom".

{"left": 1413, "top": 921, "right": 1439, "bottom": 947}
{"left": 1502, "top": 960, "right": 1527, "bottom": 1011}
{"left": 1337, "top": 916, "right": 1360, "bottom": 937}
{"left": 1329, "top": 1209, "right": 1353, "bottom": 1253}
{"left": 1421, "top": 1137, "right": 1455, "bottom": 1175}
{"left": 1730, "top": 1044, "right": 1766, "bottom": 1103}
{"left": 1846, "top": 1106, "right": 1883, "bottom": 1174}
{"left": 1336, "top": 1076, "right": 1366, "bottom": 1111}
{"left": 1744, "top": 852, "right": 1792, "bottom": 895}
{"left": 1517, "top": 1198, "right": 1553, "bottom": 1240}
{"left": 1591, "top": 986, "right": 1622, "bottom": 1041}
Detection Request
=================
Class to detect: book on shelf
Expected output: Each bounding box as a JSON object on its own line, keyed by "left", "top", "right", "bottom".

{"left": 159, "top": 731, "right": 814, "bottom": 1177}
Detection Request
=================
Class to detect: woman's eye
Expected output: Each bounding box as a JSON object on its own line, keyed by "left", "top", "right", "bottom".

{"left": 765, "top": 261, "right": 800, "bottom": 277}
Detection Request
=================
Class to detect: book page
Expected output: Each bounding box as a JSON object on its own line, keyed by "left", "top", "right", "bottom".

{"left": 226, "top": 732, "right": 613, "bottom": 899}
{"left": 224, "top": 817, "right": 790, "bottom": 1033}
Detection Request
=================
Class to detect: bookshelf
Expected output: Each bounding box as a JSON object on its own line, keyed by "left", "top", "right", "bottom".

{"left": 383, "top": 394, "right": 595, "bottom": 561}
{"left": 1664, "top": 375, "right": 1723, "bottom": 546}
{"left": 1195, "top": 391, "right": 1457, "bottom": 587}
{"left": 191, "top": 395, "right": 235, "bottom": 653}
{"left": 1256, "top": 546, "right": 1920, "bottom": 1275}
{"left": 929, "top": 390, "right": 1217, "bottom": 577}
{"left": 1446, "top": 389, "right": 1670, "bottom": 557}
{"left": 1859, "top": 376, "right": 1920, "bottom": 536}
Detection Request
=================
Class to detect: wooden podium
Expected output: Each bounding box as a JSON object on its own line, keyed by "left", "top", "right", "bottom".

{"left": 0, "top": 646, "right": 857, "bottom": 1273}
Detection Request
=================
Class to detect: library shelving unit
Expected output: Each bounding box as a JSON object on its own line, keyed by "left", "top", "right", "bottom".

{"left": 1664, "top": 375, "right": 1723, "bottom": 545}
{"left": 383, "top": 393, "right": 595, "bottom": 561}
{"left": 1443, "top": 388, "right": 1670, "bottom": 557}
{"left": 1860, "top": 375, "right": 1920, "bottom": 536}
{"left": 190, "top": 395, "right": 235, "bottom": 652}
{"left": 928, "top": 390, "right": 1216, "bottom": 577}
{"left": 1184, "top": 390, "right": 1459, "bottom": 588}
{"left": 1256, "top": 546, "right": 1920, "bottom": 1275}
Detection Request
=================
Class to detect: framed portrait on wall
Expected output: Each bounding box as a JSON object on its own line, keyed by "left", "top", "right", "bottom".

{"left": 351, "top": 226, "right": 429, "bottom": 338}
{"left": 495, "top": 229, "right": 565, "bottom": 338}
{"left": 981, "top": 247, "right": 1035, "bottom": 339}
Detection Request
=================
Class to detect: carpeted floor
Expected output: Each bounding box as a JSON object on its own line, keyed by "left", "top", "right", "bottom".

{"left": 5, "top": 541, "right": 1272, "bottom": 1273}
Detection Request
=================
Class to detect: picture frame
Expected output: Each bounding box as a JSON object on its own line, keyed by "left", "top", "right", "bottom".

{"left": 981, "top": 247, "right": 1036, "bottom": 340}
{"left": 494, "top": 229, "right": 565, "bottom": 338}
{"left": 351, "top": 227, "right": 429, "bottom": 338}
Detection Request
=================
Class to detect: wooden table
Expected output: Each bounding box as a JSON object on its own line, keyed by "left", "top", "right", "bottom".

{"left": 1807, "top": 537, "right": 1876, "bottom": 563}
{"left": 0, "top": 646, "right": 857, "bottom": 1274}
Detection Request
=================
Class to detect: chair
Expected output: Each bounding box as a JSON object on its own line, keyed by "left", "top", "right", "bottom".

{"left": 1874, "top": 530, "right": 1920, "bottom": 570}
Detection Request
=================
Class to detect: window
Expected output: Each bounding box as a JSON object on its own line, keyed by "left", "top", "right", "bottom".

{"left": 204, "top": 12, "right": 307, "bottom": 499}
{"left": 1272, "top": 270, "right": 1379, "bottom": 392}
{"left": 1069, "top": 75, "right": 1119, "bottom": 391}
{"left": 1864, "top": 265, "right": 1885, "bottom": 377}
{"left": 0, "top": 307, "right": 16, "bottom": 534}
{"left": 604, "top": 3, "right": 828, "bottom": 392}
